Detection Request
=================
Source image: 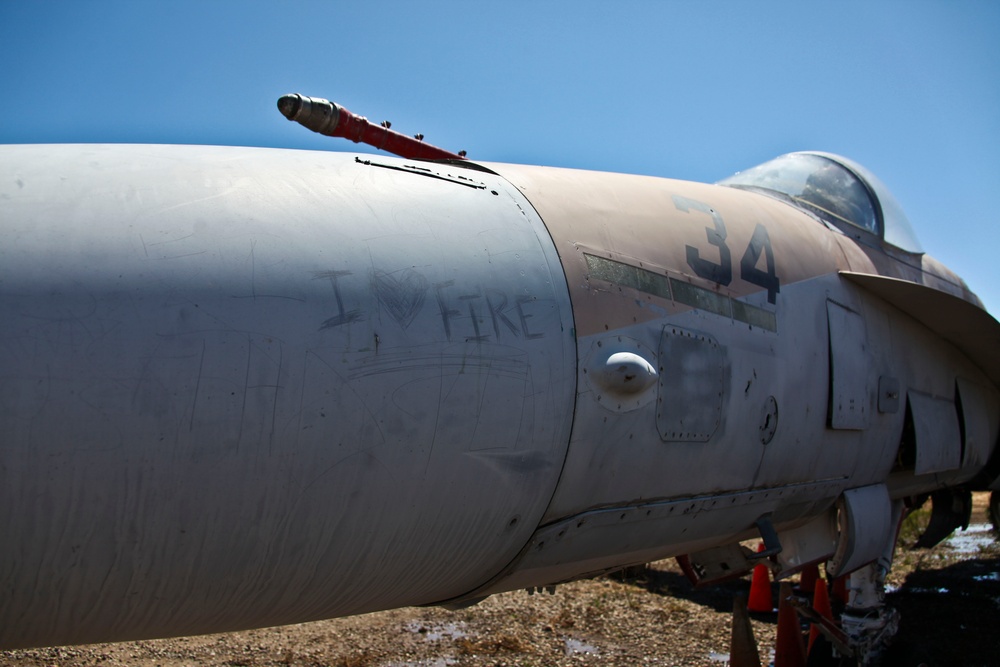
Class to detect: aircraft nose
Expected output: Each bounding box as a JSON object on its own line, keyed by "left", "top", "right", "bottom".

{"left": 0, "top": 144, "right": 577, "bottom": 648}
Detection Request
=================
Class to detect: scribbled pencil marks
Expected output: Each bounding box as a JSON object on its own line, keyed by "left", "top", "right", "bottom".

{"left": 314, "top": 270, "right": 363, "bottom": 329}
{"left": 314, "top": 266, "right": 548, "bottom": 341}
{"left": 371, "top": 269, "right": 428, "bottom": 330}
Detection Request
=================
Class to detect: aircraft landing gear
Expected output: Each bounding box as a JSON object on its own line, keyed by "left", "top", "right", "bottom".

{"left": 785, "top": 564, "right": 900, "bottom": 665}
{"left": 839, "top": 563, "right": 900, "bottom": 667}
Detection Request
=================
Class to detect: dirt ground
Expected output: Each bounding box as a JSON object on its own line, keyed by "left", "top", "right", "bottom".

{"left": 3, "top": 493, "right": 997, "bottom": 667}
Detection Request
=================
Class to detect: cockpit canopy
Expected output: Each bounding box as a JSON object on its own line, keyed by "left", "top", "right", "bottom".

{"left": 718, "top": 152, "right": 923, "bottom": 254}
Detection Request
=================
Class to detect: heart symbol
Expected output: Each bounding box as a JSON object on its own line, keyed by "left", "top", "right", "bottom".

{"left": 372, "top": 269, "right": 429, "bottom": 330}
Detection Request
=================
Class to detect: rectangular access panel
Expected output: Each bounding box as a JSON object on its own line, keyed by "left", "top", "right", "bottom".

{"left": 908, "top": 390, "right": 961, "bottom": 475}
{"left": 827, "top": 300, "right": 870, "bottom": 430}
{"left": 657, "top": 325, "right": 725, "bottom": 442}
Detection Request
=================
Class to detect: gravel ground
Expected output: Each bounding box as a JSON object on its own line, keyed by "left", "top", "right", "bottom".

{"left": 3, "top": 494, "right": 997, "bottom": 667}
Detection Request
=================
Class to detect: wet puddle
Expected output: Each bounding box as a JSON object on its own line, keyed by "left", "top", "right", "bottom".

{"left": 945, "top": 523, "right": 997, "bottom": 554}
{"left": 563, "top": 637, "right": 599, "bottom": 656}
{"left": 404, "top": 621, "right": 468, "bottom": 642}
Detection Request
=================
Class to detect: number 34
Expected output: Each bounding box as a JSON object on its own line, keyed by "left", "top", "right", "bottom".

{"left": 674, "top": 195, "right": 780, "bottom": 304}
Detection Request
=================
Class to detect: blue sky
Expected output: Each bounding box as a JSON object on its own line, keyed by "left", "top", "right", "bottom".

{"left": 2, "top": 1, "right": 998, "bottom": 315}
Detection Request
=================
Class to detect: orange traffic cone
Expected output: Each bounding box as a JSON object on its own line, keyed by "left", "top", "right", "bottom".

{"left": 729, "top": 595, "right": 762, "bottom": 667}
{"left": 747, "top": 545, "right": 772, "bottom": 613}
{"left": 774, "top": 582, "right": 806, "bottom": 667}
{"left": 807, "top": 577, "right": 834, "bottom": 653}
{"left": 798, "top": 564, "right": 819, "bottom": 596}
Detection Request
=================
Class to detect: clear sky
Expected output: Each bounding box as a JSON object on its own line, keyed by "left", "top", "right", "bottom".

{"left": 2, "top": 1, "right": 998, "bottom": 315}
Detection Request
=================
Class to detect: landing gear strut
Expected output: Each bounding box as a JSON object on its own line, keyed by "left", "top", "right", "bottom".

{"left": 840, "top": 563, "right": 900, "bottom": 666}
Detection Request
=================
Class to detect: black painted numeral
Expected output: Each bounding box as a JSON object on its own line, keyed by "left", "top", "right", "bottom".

{"left": 676, "top": 195, "right": 733, "bottom": 286}
{"left": 740, "top": 224, "right": 780, "bottom": 304}
{"left": 674, "top": 196, "right": 780, "bottom": 304}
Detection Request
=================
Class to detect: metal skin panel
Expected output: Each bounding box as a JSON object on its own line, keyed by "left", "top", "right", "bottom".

{"left": 485, "top": 163, "right": 844, "bottom": 339}
{"left": 656, "top": 326, "right": 726, "bottom": 442}
{"left": 536, "top": 278, "right": 843, "bottom": 516}
{"left": 0, "top": 145, "right": 576, "bottom": 648}
{"left": 774, "top": 510, "right": 838, "bottom": 579}
{"left": 827, "top": 300, "right": 872, "bottom": 430}
{"left": 840, "top": 271, "right": 1000, "bottom": 386}
{"left": 908, "top": 391, "right": 962, "bottom": 475}
{"left": 956, "top": 377, "right": 1000, "bottom": 471}
{"left": 483, "top": 164, "right": 855, "bottom": 533}
{"left": 462, "top": 163, "right": 999, "bottom": 598}
{"left": 478, "top": 480, "right": 844, "bottom": 593}
{"left": 827, "top": 484, "right": 893, "bottom": 579}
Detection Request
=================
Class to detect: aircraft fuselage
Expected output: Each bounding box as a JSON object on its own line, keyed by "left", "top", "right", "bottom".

{"left": 1, "top": 144, "right": 996, "bottom": 648}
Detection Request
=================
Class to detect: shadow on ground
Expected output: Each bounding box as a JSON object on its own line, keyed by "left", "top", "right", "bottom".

{"left": 609, "top": 562, "right": 761, "bottom": 615}
{"left": 885, "top": 556, "right": 1000, "bottom": 667}
{"left": 611, "top": 553, "right": 1000, "bottom": 667}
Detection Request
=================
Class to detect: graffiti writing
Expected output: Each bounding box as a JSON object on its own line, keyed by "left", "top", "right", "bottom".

{"left": 314, "top": 268, "right": 547, "bottom": 342}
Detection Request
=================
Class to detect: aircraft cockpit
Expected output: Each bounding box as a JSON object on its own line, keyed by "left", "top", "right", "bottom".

{"left": 719, "top": 151, "right": 923, "bottom": 254}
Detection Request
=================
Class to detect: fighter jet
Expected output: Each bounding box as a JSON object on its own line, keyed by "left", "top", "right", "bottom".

{"left": 1, "top": 94, "right": 997, "bottom": 664}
